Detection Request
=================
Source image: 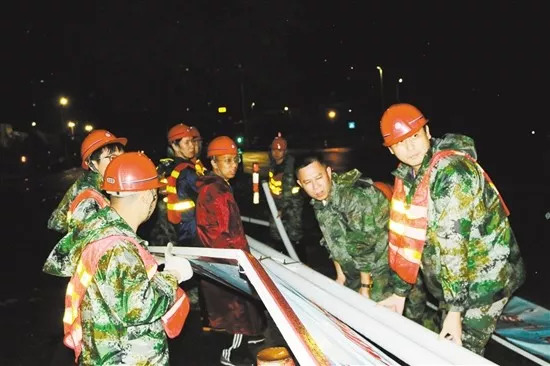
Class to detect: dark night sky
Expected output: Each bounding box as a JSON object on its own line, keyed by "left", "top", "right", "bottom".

{"left": 2, "top": 1, "right": 547, "bottom": 150}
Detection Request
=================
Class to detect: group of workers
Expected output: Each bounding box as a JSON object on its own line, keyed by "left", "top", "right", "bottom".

{"left": 42, "top": 101, "right": 526, "bottom": 365}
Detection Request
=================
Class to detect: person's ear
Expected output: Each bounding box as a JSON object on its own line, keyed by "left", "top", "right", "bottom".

{"left": 326, "top": 166, "right": 332, "bottom": 176}
{"left": 425, "top": 125, "right": 431, "bottom": 140}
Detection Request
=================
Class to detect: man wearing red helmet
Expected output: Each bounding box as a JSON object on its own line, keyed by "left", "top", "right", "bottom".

{"left": 267, "top": 133, "right": 305, "bottom": 260}
{"left": 152, "top": 123, "right": 205, "bottom": 246}
{"left": 196, "top": 136, "right": 266, "bottom": 366}
{"left": 48, "top": 129, "right": 126, "bottom": 233}
{"left": 378, "top": 103, "right": 525, "bottom": 354}
{"left": 44, "top": 152, "right": 193, "bottom": 365}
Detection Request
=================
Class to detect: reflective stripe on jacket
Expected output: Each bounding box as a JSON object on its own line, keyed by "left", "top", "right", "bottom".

{"left": 388, "top": 150, "right": 509, "bottom": 284}
{"left": 63, "top": 235, "right": 189, "bottom": 362}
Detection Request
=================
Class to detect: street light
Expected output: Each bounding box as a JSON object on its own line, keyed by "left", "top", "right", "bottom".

{"left": 396, "top": 78, "right": 403, "bottom": 102}
{"left": 59, "top": 97, "right": 69, "bottom": 106}
{"left": 327, "top": 110, "right": 337, "bottom": 120}
{"left": 31, "top": 121, "right": 37, "bottom": 127}
{"left": 84, "top": 124, "right": 93, "bottom": 132}
{"left": 283, "top": 106, "right": 289, "bottom": 112}
{"left": 376, "top": 66, "right": 384, "bottom": 111}
{"left": 67, "top": 121, "right": 76, "bottom": 136}
{"left": 59, "top": 96, "right": 69, "bottom": 132}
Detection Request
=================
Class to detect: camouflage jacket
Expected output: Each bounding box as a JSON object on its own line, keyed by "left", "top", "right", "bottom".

{"left": 311, "top": 169, "right": 407, "bottom": 300}
{"left": 392, "top": 134, "right": 525, "bottom": 312}
{"left": 269, "top": 154, "right": 302, "bottom": 211}
{"left": 43, "top": 207, "right": 178, "bottom": 365}
{"left": 47, "top": 170, "right": 107, "bottom": 234}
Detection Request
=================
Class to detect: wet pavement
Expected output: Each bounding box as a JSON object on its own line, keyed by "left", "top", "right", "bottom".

{"left": 1, "top": 151, "right": 546, "bottom": 365}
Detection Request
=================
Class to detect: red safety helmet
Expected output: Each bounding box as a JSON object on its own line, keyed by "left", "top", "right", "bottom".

{"left": 81, "top": 129, "right": 127, "bottom": 169}
{"left": 380, "top": 103, "right": 428, "bottom": 147}
{"left": 271, "top": 132, "right": 287, "bottom": 150}
{"left": 102, "top": 152, "right": 165, "bottom": 196}
{"left": 207, "top": 136, "right": 238, "bottom": 157}
{"left": 167, "top": 123, "right": 194, "bottom": 142}
{"left": 189, "top": 126, "right": 202, "bottom": 140}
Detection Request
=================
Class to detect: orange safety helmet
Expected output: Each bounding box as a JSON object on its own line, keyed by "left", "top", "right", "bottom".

{"left": 380, "top": 103, "right": 428, "bottom": 147}
{"left": 167, "top": 123, "right": 194, "bottom": 142}
{"left": 271, "top": 132, "right": 287, "bottom": 150}
{"left": 189, "top": 126, "right": 202, "bottom": 140}
{"left": 81, "top": 129, "right": 127, "bottom": 169}
{"left": 102, "top": 152, "right": 165, "bottom": 196}
{"left": 207, "top": 136, "right": 238, "bottom": 157}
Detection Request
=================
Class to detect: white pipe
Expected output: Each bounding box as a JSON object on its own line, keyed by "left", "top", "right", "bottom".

{"left": 260, "top": 181, "right": 300, "bottom": 261}
{"left": 241, "top": 215, "right": 270, "bottom": 227}
{"left": 247, "top": 236, "right": 497, "bottom": 365}
{"left": 147, "top": 245, "right": 323, "bottom": 365}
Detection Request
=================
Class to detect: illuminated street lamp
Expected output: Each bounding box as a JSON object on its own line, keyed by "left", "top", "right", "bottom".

{"left": 58, "top": 96, "right": 69, "bottom": 131}
{"left": 376, "top": 66, "right": 384, "bottom": 111}
{"left": 84, "top": 124, "right": 94, "bottom": 132}
{"left": 218, "top": 106, "right": 227, "bottom": 113}
{"left": 21, "top": 155, "right": 27, "bottom": 163}
{"left": 59, "top": 97, "right": 69, "bottom": 106}
{"left": 396, "top": 77, "right": 403, "bottom": 102}
{"left": 283, "top": 106, "right": 289, "bottom": 112}
{"left": 67, "top": 121, "right": 76, "bottom": 136}
{"left": 327, "top": 110, "right": 337, "bottom": 120}
{"left": 31, "top": 121, "right": 37, "bottom": 127}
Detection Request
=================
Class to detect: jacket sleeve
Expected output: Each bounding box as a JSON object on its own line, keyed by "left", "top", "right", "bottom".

{"left": 429, "top": 157, "right": 482, "bottom": 312}
{"left": 48, "top": 183, "right": 78, "bottom": 233}
{"left": 342, "top": 186, "right": 390, "bottom": 273}
{"left": 95, "top": 240, "right": 178, "bottom": 325}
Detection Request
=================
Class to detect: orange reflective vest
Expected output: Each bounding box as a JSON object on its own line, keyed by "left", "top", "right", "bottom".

{"left": 166, "top": 162, "right": 197, "bottom": 224}
{"left": 67, "top": 189, "right": 109, "bottom": 224}
{"left": 373, "top": 181, "right": 393, "bottom": 201}
{"left": 388, "top": 150, "right": 510, "bottom": 284}
{"left": 63, "top": 235, "right": 190, "bottom": 362}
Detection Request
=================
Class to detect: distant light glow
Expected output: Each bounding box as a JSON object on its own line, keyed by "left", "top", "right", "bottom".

{"left": 218, "top": 106, "right": 227, "bottom": 113}
{"left": 67, "top": 121, "right": 76, "bottom": 128}
{"left": 283, "top": 106, "right": 289, "bottom": 111}
{"left": 531, "top": 130, "right": 536, "bottom": 135}
{"left": 21, "top": 156, "right": 27, "bottom": 163}
{"left": 84, "top": 124, "right": 93, "bottom": 132}
{"left": 398, "top": 78, "right": 403, "bottom": 83}
{"left": 328, "top": 110, "right": 337, "bottom": 119}
{"left": 348, "top": 121, "right": 356, "bottom": 129}
{"left": 31, "top": 121, "right": 37, "bottom": 127}
{"left": 348, "top": 109, "right": 352, "bottom": 113}
{"left": 59, "top": 97, "right": 68, "bottom": 106}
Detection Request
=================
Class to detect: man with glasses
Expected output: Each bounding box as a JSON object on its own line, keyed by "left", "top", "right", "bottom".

{"left": 196, "top": 136, "right": 266, "bottom": 366}
{"left": 48, "top": 129, "right": 127, "bottom": 233}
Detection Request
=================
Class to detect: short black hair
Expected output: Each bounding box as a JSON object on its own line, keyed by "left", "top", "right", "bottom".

{"left": 295, "top": 155, "right": 325, "bottom": 177}
{"left": 88, "top": 143, "right": 125, "bottom": 164}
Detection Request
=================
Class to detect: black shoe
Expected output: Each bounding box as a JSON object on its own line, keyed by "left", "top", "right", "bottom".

{"left": 220, "top": 334, "right": 255, "bottom": 366}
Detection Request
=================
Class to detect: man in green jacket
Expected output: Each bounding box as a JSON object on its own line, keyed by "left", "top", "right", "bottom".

{"left": 296, "top": 156, "right": 436, "bottom": 330}
{"left": 44, "top": 152, "right": 192, "bottom": 365}
{"left": 378, "top": 103, "right": 525, "bottom": 354}
{"left": 48, "top": 129, "right": 126, "bottom": 233}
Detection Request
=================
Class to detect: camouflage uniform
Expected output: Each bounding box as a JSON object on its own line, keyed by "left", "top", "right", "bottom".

{"left": 48, "top": 170, "right": 106, "bottom": 234}
{"left": 268, "top": 154, "right": 304, "bottom": 244}
{"left": 312, "top": 170, "right": 436, "bottom": 329}
{"left": 390, "top": 134, "right": 525, "bottom": 354}
{"left": 43, "top": 207, "right": 178, "bottom": 365}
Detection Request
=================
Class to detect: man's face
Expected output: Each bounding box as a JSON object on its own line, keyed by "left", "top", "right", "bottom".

{"left": 271, "top": 148, "right": 286, "bottom": 165}
{"left": 297, "top": 161, "right": 332, "bottom": 201}
{"left": 212, "top": 154, "right": 240, "bottom": 180}
{"left": 173, "top": 137, "right": 195, "bottom": 160}
{"left": 389, "top": 126, "right": 431, "bottom": 172}
{"left": 94, "top": 147, "right": 123, "bottom": 177}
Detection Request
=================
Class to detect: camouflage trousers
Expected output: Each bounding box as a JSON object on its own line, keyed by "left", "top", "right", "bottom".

{"left": 441, "top": 297, "right": 509, "bottom": 355}
{"left": 268, "top": 199, "right": 304, "bottom": 243}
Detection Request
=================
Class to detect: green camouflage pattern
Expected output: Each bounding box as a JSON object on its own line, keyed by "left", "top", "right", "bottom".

{"left": 391, "top": 133, "right": 525, "bottom": 352}
{"left": 47, "top": 170, "right": 107, "bottom": 234}
{"left": 311, "top": 170, "right": 436, "bottom": 329}
{"left": 44, "top": 207, "right": 178, "bottom": 365}
{"left": 269, "top": 154, "right": 304, "bottom": 243}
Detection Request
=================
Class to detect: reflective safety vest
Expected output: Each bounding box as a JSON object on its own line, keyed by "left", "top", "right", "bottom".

{"left": 166, "top": 162, "right": 197, "bottom": 224}
{"left": 268, "top": 171, "right": 300, "bottom": 198}
{"left": 194, "top": 159, "right": 206, "bottom": 176}
{"left": 373, "top": 181, "right": 393, "bottom": 201}
{"left": 388, "top": 150, "right": 510, "bottom": 284}
{"left": 63, "top": 235, "right": 190, "bottom": 362}
{"left": 67, "top": 189, "right": 109, "bottom": 225}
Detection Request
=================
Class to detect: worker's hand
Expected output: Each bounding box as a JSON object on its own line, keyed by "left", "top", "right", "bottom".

{"left": 439, "top": 311, "right": 463, "bottom": 346}
{"left": 377, "top": 294, "right": 406, "bottom": 315}
{"left": 164, "top": 243, "right": 193, "bottom": 283}
{"left": 335, "top": 274, "right": 346, "bottom": 285}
